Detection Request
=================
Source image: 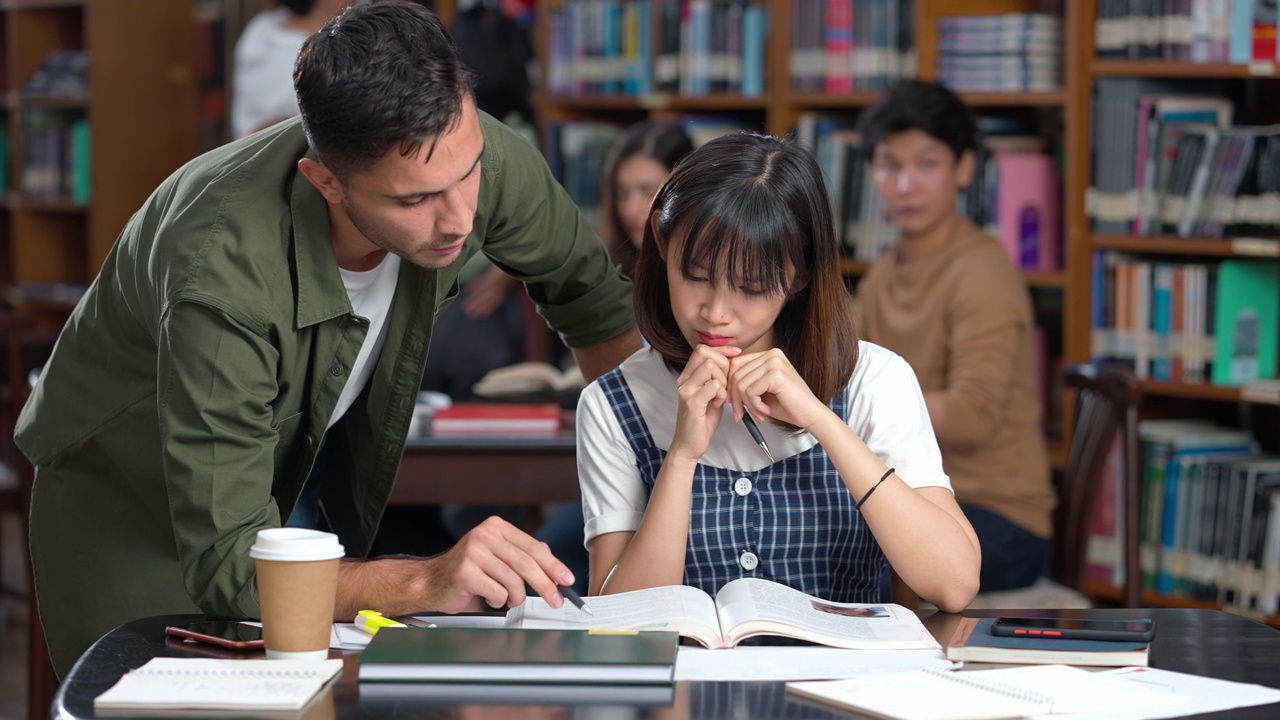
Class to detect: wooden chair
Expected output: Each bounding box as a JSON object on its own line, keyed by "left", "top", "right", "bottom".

{"left": 1057, "top": 363, "right": 1143, "bottom": 608}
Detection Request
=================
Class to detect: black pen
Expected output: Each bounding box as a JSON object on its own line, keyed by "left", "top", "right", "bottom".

{"left": 742, "top": 413, "right": 774, "bottom": 462}
{"left": 559, "top": 584, "right": 593, "bottom": 616}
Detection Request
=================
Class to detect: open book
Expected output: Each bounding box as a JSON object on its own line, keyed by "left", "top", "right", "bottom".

{"left": 472, "top": 361, "right": 585, "bottom": 400}
{"left": 506, "top": 577, "right": 938, "bottom": 650}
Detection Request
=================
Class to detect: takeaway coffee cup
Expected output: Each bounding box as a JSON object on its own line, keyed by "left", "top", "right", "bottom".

{"left": 250, "top": 528, "right": 344, "bottom": 660}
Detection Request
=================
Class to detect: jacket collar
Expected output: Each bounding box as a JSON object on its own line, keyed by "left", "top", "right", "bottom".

{"left": 289, "top": 151, "right": 354, "bottom": 328}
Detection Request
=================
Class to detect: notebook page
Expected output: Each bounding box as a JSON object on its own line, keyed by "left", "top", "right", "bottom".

{"left": 787, "top": 666, "right": 1051, "bottom": 720}
{"left": 965, "top": 665, "right": 1190, "bottom": 714}
{"left": 94, "top": 658, "right": 343, "bottom": 712}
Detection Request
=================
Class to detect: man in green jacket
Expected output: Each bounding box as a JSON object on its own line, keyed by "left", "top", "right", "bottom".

{"left": 15, "top": 2, "right": 642, "bottom": 676}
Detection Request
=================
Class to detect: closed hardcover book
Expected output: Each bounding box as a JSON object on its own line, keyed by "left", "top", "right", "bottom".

{"left": 945, "top": 618, "right": 1149, "bottom": 667}
{"left": 429, "top": 403, "right": 562, "bottom": 435}
{"left": 358, "top": 628, "right": 678, "bottom": 684}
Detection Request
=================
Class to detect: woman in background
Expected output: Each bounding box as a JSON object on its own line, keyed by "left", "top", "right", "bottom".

{"left": 599, "top": 121, "right": 695, "bottom": 276}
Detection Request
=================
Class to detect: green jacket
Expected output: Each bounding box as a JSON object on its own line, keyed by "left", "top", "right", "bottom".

{"left": 15, "top": 113, "right": 633, "bottom": 676}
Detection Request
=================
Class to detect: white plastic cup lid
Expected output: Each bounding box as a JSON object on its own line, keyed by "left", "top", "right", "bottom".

{"left": 249, "top": 528, "right": 344, "bottom": 562}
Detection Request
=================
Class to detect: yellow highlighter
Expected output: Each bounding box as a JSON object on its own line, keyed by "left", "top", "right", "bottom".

{"left": 355, "top": 610, "right": 407, "bottom": 636}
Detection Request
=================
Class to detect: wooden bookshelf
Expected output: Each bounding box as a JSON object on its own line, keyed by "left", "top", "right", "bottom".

{"left": 1092, "top": 59, "right": 1280, "bottom": 79}
{"left": 0, "top": 0, "right": 197, "bottom": 331}
{"left": 1092, "top": 234, "right": 1280, "bottom": 258}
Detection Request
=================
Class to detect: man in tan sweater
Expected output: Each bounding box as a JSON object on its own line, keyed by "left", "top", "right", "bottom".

{"left": 854, "top": 81, "right": 1056, "bottom": 592}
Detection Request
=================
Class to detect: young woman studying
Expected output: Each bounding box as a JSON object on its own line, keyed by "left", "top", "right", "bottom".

{"left": 576, "top": 132, "right": 980, "bottom": 612}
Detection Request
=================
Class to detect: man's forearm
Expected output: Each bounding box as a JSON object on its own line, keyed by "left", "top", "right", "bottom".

{"left": 572, "top": 326, "right": 644, "bottom": 381}
{"left": 334, "top": 557, "right": 434, "bottom": 621}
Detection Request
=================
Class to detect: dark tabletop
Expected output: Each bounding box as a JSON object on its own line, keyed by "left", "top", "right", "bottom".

{"left": 56, "top": 608, "right": 1280, "bottom": 719}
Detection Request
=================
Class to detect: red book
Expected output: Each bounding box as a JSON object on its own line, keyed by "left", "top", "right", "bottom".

{"left": 430, "top": 403, "right": 562, "bottom": 436}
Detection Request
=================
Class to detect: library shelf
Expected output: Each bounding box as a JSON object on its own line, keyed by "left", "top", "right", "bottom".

{"left": 545, "top": 94, "right": 767, "bottom": 113}
{"left": 1136, "top": 380, "right": 1245, "bottom": 403}
{"left": 1083, "top": 582, "right": 1280, "bottom": 629}
{"left": 1047, "top": 440, "right": 1066, "bottom": 472}
{"left": 11, "top": 195, "right": 87, "bottom": 213}
{"left": 1092, "top": 234, "right": 1280, "bottom": 258}
{"left": 3, "top": 0, "right": 84, "bottom": 8}
{"left": 788, "top": 92, "right": 883, "bottom": 109}
{"left": 956, "top": 90, "right": 1067, "bottom": 107}
{"left": 1091, "top": 59, "right": 1280, "bottom": 78}
{"left": 16, "top": 92, "right": 88, "bottom": 109}
{"left": 789, "top": 91, "right": 1065, "bottom": 112}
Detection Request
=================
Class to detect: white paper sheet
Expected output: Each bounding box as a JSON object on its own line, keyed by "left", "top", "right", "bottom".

{"left": 1023, "top": 667, "right": 1280, "bottom": 720}
{"left": 675, "top": 646, "right": 955, "bottom": 681}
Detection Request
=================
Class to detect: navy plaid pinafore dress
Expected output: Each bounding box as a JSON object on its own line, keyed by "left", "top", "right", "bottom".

{"left": 598, "top": 368, "right": 886, "bottom": 602}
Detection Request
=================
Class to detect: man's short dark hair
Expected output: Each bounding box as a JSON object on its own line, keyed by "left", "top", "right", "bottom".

{"left": 294, "top": 0, "right": 476, "bottom": 178}
{"left": 856, "top": 80, "right": 978, "bottom": 161}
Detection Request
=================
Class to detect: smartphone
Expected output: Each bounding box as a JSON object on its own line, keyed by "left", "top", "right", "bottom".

{"left": 991, "top": 616, "right": 1155, "bottom": 642}
{"left": 164, "top": 621, "right": 265, "bottom": 650}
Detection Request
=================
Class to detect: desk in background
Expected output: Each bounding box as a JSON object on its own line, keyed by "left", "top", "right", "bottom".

{"left": 392, "top": 432, "right": 578, "bottom": 506}
{"left": 54, "top": 608, "right": 1280, "bottom": 720}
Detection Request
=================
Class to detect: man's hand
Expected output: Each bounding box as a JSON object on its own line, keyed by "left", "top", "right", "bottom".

{"left": 333, "top": 516, "right": 576, "bottom": 621}
{"left": 418, "top": 516, "right": 574, "bottom": 612}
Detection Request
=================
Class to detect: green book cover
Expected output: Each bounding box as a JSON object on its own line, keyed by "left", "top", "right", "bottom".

{"left": 1211, "top": 259, "right": 1279, "bottom": 386}
{"left": 0, "top": 125, "right": 9, "bottom": 194}
{"left": 358, "top": 627, "right": 678, "bottom": 685}
{"left": 70, "top": 118, "right": 91, "bottom": 204}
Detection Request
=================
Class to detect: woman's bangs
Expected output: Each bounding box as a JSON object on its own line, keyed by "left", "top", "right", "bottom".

{"left": 678, "top": 197, "right": 797, "bottom": 296}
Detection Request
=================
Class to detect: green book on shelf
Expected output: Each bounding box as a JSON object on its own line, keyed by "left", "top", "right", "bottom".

{"left": 69, "top": 118, "right": 91, "bottom": 204}
{"left": 0, "top": 125, "right": 9, "bottom": 194}
{"left": 358, "top": 627, "right": 678, "bottom": 685}
{"left": 1211, "top": 259, "right": 1279, "bottom": 386}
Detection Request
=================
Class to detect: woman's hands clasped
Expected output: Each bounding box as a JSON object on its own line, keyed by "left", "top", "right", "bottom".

{"left": 671, "top": 345, "right": 832, "bottom": 462}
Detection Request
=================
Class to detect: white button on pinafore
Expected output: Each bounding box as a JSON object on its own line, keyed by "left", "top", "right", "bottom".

{"left": 739, "top": 551, "right": 759, "bottom": 570}
{"left": 734, "top": 477, "right": 753, "bottom": 496}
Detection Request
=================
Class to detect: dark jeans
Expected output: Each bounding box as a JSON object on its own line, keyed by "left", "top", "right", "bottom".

{"left": 960, "top": 502, "right": 1049, "bottom": 592}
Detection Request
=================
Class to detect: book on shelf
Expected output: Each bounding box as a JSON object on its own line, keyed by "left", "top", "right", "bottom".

{"left": 506, "top": 577, "right": 938, "bottom": 650}
{"left": 357, "top": 627, "right": 678, "bottom": 684}
{"left": 944, "top": 617, "right": 1149, "bottom": 667}
{"left": 429, "top": 403, "right": 562, "bottom": 436}
{"left": 93, "top": 658, "right": 343, "bottom": 714}
{"left": 786, "top": 663, "right": 1188, "bottom": 720}
{"left": 1211, "top": 259, "right": 1278, "bottom": 386}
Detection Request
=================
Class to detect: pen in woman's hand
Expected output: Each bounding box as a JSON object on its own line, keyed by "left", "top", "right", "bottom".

{"left": 741, "top": 413, "right": 774, "bottom": 462}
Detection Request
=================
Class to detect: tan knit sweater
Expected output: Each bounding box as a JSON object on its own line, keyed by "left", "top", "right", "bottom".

{"left": 855, "top": 218, "right": 1056, "bottom": 538}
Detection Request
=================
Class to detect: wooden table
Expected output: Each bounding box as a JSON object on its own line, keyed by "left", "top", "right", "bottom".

{"left": 391, "top": 432, "right": 579, "bottom": 506}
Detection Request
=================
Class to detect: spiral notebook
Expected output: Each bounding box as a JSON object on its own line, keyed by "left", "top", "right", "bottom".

{"left": 94, "top": 658, "right": 344, "bottom": 713}
{"left": 786, "top": 664, "right": 1189, "bottom": 720}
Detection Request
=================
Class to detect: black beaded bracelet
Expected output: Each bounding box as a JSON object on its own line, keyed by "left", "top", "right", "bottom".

{"left": 856, "top": 467, "right": 894, "bottom": 510}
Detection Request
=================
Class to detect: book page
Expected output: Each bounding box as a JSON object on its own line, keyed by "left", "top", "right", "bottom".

{"left": 507, "top": 585, "right": 725, "bottom": 647}
{"left": 714, "top": 578, "right": 938, "bottom": 649}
